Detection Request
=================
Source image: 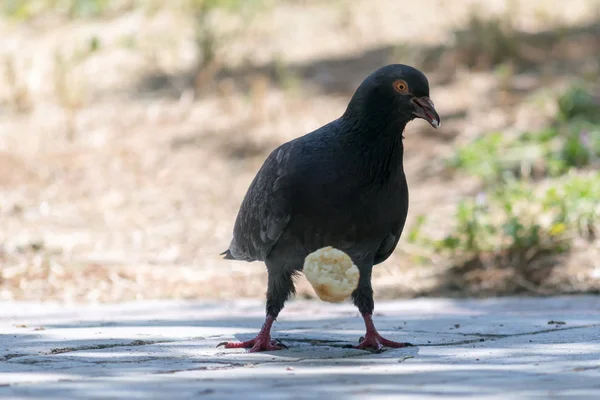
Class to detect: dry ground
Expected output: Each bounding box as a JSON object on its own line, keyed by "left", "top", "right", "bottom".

{"left": 0, "top": 0, "right": 599, "bottom": 303}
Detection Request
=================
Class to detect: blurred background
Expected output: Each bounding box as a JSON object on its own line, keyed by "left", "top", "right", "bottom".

{"left": 0, "top": 0, "right": 599, "bottom": 303}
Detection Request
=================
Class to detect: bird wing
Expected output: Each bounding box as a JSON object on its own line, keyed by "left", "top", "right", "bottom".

{"left": 373, "top": 232, "right": 400, "bottom": 265}
{"left": 373, "top": 186, "right": 409, "bottom": 265}
{"left": 226, "top": 142, "right": 295, "bottom": 262}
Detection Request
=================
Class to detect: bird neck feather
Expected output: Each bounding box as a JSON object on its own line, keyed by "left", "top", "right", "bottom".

{"left": 338, "top": 116, "right": 406, "bottom": 186}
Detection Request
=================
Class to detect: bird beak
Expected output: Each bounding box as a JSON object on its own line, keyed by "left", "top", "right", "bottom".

{"left": 411, "top": 96, "right": 440, "bottom": 129}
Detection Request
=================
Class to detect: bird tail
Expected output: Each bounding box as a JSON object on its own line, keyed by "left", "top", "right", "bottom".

{"left": 220, "top": 249, "right": 236, "bottom": 260}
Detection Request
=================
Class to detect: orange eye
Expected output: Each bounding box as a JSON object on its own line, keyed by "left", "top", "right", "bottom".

{"left": 394, "top": 80, "right": 408, "bottom": 93}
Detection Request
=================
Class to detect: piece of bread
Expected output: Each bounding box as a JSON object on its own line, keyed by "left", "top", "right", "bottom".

{"left": 303, "top": 247, "right": 360, "bottom": 303}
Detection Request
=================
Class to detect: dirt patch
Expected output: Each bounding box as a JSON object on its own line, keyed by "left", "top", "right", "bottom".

{"left": 0, "top": 0, "right": 599, "bottom": 302}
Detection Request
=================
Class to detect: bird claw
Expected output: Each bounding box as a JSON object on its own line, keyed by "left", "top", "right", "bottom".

{"left": 216, "top": 336, "right": 288, "bottom": 352}
{"left": 351, "top": 332, "right": 413, "bottom": 352}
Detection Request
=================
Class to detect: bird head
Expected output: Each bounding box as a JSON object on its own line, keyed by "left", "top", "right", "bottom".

{"left": 345, "top": 64, "right": 440, "bottom": 131}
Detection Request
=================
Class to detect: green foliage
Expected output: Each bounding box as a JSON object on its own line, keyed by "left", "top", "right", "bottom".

{"left": 415, "top": 83, "right": 600, "bottom": 274}
{"left": 448, "top": 132, "right": 513, "bottom": 182}
{"left": 0, "top": 0, "right": 273, "bottom": 20}
{"left": 449, "top": 84, "right": 600, "bottom": 183}
{"left": 409, "top": 173, "right": 599, "bottom": 262}
{"left": 1, "top": 0, "right": 135, "bottom": 20}
{"left": 557, "top": 84, "right": 600, "bottom": 124}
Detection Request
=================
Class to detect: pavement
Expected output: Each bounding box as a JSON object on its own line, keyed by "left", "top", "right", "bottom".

{"left": 1, "top": 296, "right": 600, "bottom": 399}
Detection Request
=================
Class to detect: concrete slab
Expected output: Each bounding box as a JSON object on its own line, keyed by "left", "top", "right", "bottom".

{"left": 1, "top": 296, "right": 599, "bottom": 399}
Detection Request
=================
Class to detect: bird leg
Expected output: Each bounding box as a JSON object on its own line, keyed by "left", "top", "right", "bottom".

{"left": 354, "top": 313, "right": 412, "bottom": 351}
{"left": 217, "top": 266, "right": 294, "bottom": 352}
{"left": 216, "top": 315, "right": 287, "bottom": 352}
{"left": 350, "top": 271, "right": 412, "bottom": 351}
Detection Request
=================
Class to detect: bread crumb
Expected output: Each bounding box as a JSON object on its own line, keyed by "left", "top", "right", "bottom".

{"left": 303, "top": 247, "right": 360, "bottom": 303}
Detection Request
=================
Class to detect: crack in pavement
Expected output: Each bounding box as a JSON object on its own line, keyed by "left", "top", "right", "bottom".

{"left": 0, "top": 353, "right": 28, "bottom": 361}
{"left": 416, "top": 338, "right": 486, "bottom": 347}
{"left": 272, "top": 323, "right": 600, "bottom": 349}
{"left": 4, "top": 323, "right": 598, "bottom": 368}
{"left": 406, "top": 323, "right": 600, "bottom": 340}
{"left": 273, "top": 336, "right": 486, "bottom": 349}
{"left": 154, "top": 364, "right": 238, "bottom": 374}
{"left": 46, "top": 339, "right": 175, "bottom": 355}
{"left": 0, "top": 339, "right": 180, "bottom": 362}
{"left": 216, "top": 336, "right": 484, "bottom": 350}
{"left": 573, "top": 365, "right": 600, "bottom": 372}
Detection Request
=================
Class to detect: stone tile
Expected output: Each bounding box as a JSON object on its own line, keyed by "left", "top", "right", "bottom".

{"left": 1, "top": 297, "right": 599, "bottom": 399}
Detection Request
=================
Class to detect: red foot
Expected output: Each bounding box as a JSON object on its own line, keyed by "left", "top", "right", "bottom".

{"left": 354, "top": 332, "right": 412, "bottom": 351}
{"left": 217, "top": 336, "right": 287, "bottom": 352}
{"left": 350, "top": 313, "right": 413, "bottom": 352}
{"left": 216, "top": 315, "right": 287, "bottom": 352}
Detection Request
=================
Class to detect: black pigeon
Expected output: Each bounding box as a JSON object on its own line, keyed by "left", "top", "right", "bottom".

{"left": 219, "top": 64, "right": 440, "bottom": 352}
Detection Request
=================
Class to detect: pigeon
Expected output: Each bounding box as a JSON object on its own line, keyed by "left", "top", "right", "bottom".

{"left": 219, "top": 64, "right": 440, "bottom": 352}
